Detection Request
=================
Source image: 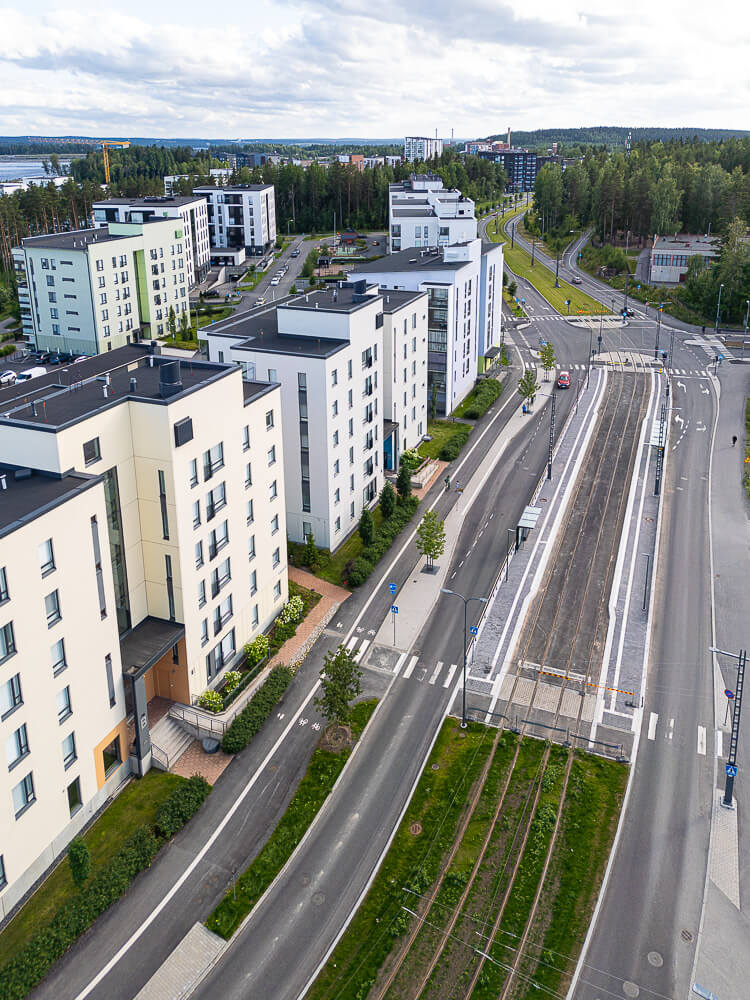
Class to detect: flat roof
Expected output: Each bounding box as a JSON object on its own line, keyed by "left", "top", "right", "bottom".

{"left": 120, "top": 617, "right": 186, "bottom": 679}
{"left": 652, "top": 234, "right": 719, "bottom": 253}
{"left": 0, "top": 468, "right": 101, "bottom": 537}
{"left": 348, "top": 246, "right": 473, "bottom": 274}
{"left": 242, "top": 380, "right": 278, "bottom": 405}
{"left": 379, "top": 288, "right": 426, "bottom": 312}
{"left": 22, "top": 228, "right": 124, "bottom": 250}
{"left": 392, "top": 207, "right": 435, "bottom": 218}
{"left": 193, "top": 184, "right": 272, "bottom": 193}
{"left": 220, "top": 310, "right": 347, "bottom": 361}
{"left": 0, "top": 349, "right": 234, "bottom": 431}
{"left": 93, "top": 196, "right": 203, "bottom": 208}
{"left": 281, "top": 284, "right": 380, "bottom": 315}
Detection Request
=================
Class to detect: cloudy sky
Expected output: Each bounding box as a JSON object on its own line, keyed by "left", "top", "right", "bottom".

{"left": 1, "top": 0, "right": 747, "bottom": 138}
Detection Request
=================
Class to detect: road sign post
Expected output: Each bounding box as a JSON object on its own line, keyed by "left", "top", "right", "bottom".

{"left": 724, "top": 689, "right": 735, "bottom": 726}
{"left": 711, "top": 647, "right": 746, "bottom": 807}
{"left": 470, "top": 625, "right": 478, "bottom": 666}
{"left": 391, "top": 605, "right": 398, "bottom": 644}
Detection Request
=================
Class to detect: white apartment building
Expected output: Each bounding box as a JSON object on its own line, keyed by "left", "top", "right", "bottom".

{"left": 404, "top": 136, "right": 444, "bottom": 162}
{"left": 194, "top": 184, "right": 276, "bottom": 257}
{"left": 205, "top": 283, "right": 412, "bottom": 551}
{"left": 348, "top": 238, "right": 504, "bottom": 415}
{"left": 11, "top": 247, "right": 34, "bottom": 344}
{"left": 164, "top": 169, "right": 232, "bottom": 195}
{"left": 92, "top": 195, "right": 210, "bottom": 286}
{"left": 379, "top": 289, "right": 429, "bottom": 470}
{"left": 0, "top": 345, "right": 287, "bottom": 915}
{"left": 388, "top": 174, "right": 477, "bottom": 253}
{"left": 649, "top": 234, "right": 719, "bottom": 285}
{"left": 20, "top": 220, "right": 190, "bottom": 356}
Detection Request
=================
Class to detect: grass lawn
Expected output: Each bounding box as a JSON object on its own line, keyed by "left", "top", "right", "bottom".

{"left": 207, "top": 699, "right": 378, "bottom": 940}
{"left": 316, "top": 507, "right": 385, "bottom": 586}
{"left": 238, "top": 271, "right": 263, "bottom": 290}
{"left": 0, "top": 772, "right": 185, "bottom": 964}
{"left": 418, "top": 419, "right": 472, "bottom": 460}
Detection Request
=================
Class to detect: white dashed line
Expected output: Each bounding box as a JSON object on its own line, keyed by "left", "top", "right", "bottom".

{"left": 403, "top": 655, "right": 418, "bottom": 679}
{"left": 648, "top": 712, "right": 658, "bottom": 740}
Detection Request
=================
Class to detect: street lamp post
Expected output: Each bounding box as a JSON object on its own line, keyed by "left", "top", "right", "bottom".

{"left": 654, "top": 307, "right": 662, "bottom": 359}
{"left": 587, "top": 325, "right": 593, "bottom": 388}
{"left": 554, "top": 250, "right": 561, "bottom": 288}
{"left": 531, "top": 236, "right": 536, "bottom": 267}
{"left": 511, "top": 224, "right": 515, "bottom": 250}
{"left": 743, "top": 300, "right": 749, "bottom": 360}
{"left": 715, "top": 283, "right": 724, "bottom": 336}
{"left": 440, "top": 588, "right": 488, "bottom": 728}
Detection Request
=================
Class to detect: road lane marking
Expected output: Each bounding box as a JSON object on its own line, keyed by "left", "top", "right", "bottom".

{"left": 353, "top": 639, "right": 370, "bottom": 663}
{"left": 648, "top": 712, "right": 658, "bottom": 740}
{"left": 393, "top": 652, "right": 407, "bottom": 676}
{"left": 668, "top": 717, "right": 674, "bottom": 740}
{"left": 697, "top": 726, "right": 707, "bottom": 755}
{"left": 403, "top": 655, "right": 418, "bottom": 678}
{"left": 716, "top": 730, "right": 723, "bottom": 758}
{"left": 345, "top": 636, "right": 357, "bottom": 651}
{"left": 443, "top": 664, "right": 458, "bottom": 688}
{"left": 429, "top": 661, "right": 443, "bottom": 685}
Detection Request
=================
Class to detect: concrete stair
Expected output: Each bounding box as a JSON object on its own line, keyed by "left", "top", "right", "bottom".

{"left": 149, "top": 713, "right": 194, "bottom": 771}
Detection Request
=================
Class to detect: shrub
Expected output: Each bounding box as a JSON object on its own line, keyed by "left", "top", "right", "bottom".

{"left": 279, "top": 595, "right": 304, "bottom": 625}
{"left": 221, "top": 666, "right": 293, "bottom": 754}
{"left": 154, "top": 776, "right": 211, "bottom": 839}
{"left": 223, "top": 670, "right": 242, "bottom": 694}
{"left": 396, "top": 462, "right": 412, "bottom": 499}
{"left": 271, "top": 620, "right": 296, "bottom": 647}
{"left": 438, "top": 424, "right": 471, "bottom": 461}
{"left": 344, "top": 557, "right": 374, "bottom": 587}
{"left": 198, "top": 689, "right": 223, "bottom": 713}
{"left": 379, "top": 481, "right": 396, "bottom": 520}
{"left": 400, "top": 448, "right": 422, "bottom": 471}
{"left": 246, "top": 633, "right": 269, "bottom": 665}
{"left": 463, "top": 406, "right": 481, "bottom": 419}
{"left": 358, "top": 508, "right": 375, "bottom": 546}
{"left": 67, "top": 837, "right": 90, "bottom": 890}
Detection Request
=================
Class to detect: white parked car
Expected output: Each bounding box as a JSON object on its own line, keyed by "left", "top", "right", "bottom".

{"left": 270, "top": 276, "right": 281, "bottom": 286}
{"left": 0, "top": 370, "right": 17, "bottom": 385}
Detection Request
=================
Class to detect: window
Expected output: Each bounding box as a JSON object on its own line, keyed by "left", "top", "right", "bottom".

{"left": 268, "top": 369, "right": 277, "bottom": 383}
{"left": 245, "top": 463, "right": 252, "bottom": 488}
{"left": 246, "top": 499, "right": 254, "bottom": 525}
{"left": 206, "top": 481, "right": 227, "bottom": 520}
{"left": 195, "top": 540, "right": 204, "bottom": 569}
{"left": 209, "top": 520, "right": 229, "bottom": 559}
{"left": 333, "top": 430, "right": 339, "bottom": 447}
{"left": 335, "top": 517, "right": 341, "bottom": 532}
{"left": 267, "top": 445, "right": 276, "bottom": 466}
{"left": 83, "top": 437, "right": 101, "bottom": 466}
{"left": 331, "top": 369, "right": 338, "bottom": 386}
{"left": 158, "top": 470, "right": 169, "bottom": 540}
{"left": 45, "top": 591, "right": 61, "bottom": 628}
{"left": 272, "top": 547, "right": 281, "bottom": 568}
{"left": 91, "top": 516, "right": 107, "bottom": 619}
{"left": 0, "top": 621, "right": 15, "bottom": 662}
{"left": 203, "top": 442, "right": 224, "bottom": 480}
{"left": 333, "top": 459, "right": 340, "bottom": 476}
{"left": 269, "top": 480, "right": 278, "bottom": 500}
{"left": 62, "top": 731, "right": 77, "bottom": 769}
{"left": 0, "top": 567, "right": 9, "bottom": 603}
{"left": 347, "top": 359, "right": 353, "bottom": 379}
{"left": 251, "top": 604, "right": 259, "bottom": 627}
{"left": 265, "top": 410, "right": 274, "bottom": 430}
{"left": 56, "top": 685, "right": 72, "bottom": 723}
{"left": 0, "top": 674, "right": 22, "bottom": 719}
{"left": 67, "top": 777, "right": 82, "bottom": 816}
{"left": 6, "top": 724, "right": 29, "bottom": 769}
{"left": 39, "top": 538, "right": 55, "bottom": 575}
{"left": 166, "top": 555, "right": 176, "bottom": 619}
{"left": 303, "top": 521, "right": 312, "bottom": 540}
{"left": 211, "top": 557, "right": 231, "bottom": 598}
{"left": 214, "top": 594, "right": 233, "bottom": 635}
{"left": 250, "top": 570, "right": 258, "bottom": 596}
{"left": 193, "top": 500, "right": 201, "bottom": 529}
{"left": 273, "top": 581, "right": 282, "bottom": 599}
{"left": 242, "top": 425, "right": 250, "bottom": 451}
{"left": 96, "top": 258, "right": 104, "bottom": 272}
{"left": 271, "top": 514, "right": 279, "bottom": 535}
{"left": 0, "top": 855, "right": 6, "bottom": 890}
{"left": 350, "top": 446, "right": 355, "bottom": 465}
{"left": 198, "top": 579, "right": 207, "bottom": 608}
{"left": 12, "top": 772, "right": 35, "bottom": 818}
{"left": 332, "top": 400, "right": 339, "bottom": 417}
{"left": 48, "top": 291, "right": 57, "bottom": 304}
{"left": 105, "top": 654, "right": 116, "bottom": 707}
{"left": 201, "top": 619, "right": 209, "bottom": 647}
{"left": 189, "top": 458, "right": 198, "bottom": 488}
{"left": 102, "top": 735, "right": 121, "bottom": 777}
{"left": 51, "top": 638, "right": 67, "bottom": 676}
{"left": 248, "top": 535, "right": 256, "bottom": 561}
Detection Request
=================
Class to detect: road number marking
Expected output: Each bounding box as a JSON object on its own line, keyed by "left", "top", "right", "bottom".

{"left": 648, "top": 712, "right": 658, "bottom": 740}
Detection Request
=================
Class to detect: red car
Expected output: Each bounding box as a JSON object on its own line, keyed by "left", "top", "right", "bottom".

{"left": 557, "top": 371, "right": 571, "bottom": 389}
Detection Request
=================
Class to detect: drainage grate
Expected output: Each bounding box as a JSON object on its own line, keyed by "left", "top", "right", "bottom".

{"left": 682, "top": 929, "right": 694, "bottom": 942}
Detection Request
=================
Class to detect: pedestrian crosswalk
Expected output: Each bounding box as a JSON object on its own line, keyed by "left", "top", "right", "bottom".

{"left": 557, "top": 363, "right": 710, "bottom": 376}
{"left": 646, "top": 712, "right": 718, "bottom": 758}
{"left": 350, "top": 636, "right": 461, "bottom": 689}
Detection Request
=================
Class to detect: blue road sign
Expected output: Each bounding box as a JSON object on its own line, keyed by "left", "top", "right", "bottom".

{"left": 725, "top": 689, "right": 735, "bottom": 699}
{"left": 389, "top": 582, "right": 397, "bottom": 595}
{"left": 469, "top": 626, "right": 478, "bottom": 636}
{"left": 637, "top": 284, "right": 641, "bottom": 290}
{"left": 391, "top": 605, "right": 398, "bottom": 614}
{"left": 726, "top": 763, "right": 738, "bottom": 778}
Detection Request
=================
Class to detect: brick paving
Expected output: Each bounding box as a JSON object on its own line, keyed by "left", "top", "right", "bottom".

{"left": 172, "top": 740, "right": 234, "bottom": 782}
{"left": 268, "top": 567, "right": 351, "bottom": 669}
{"left": 412, "top": 460, "right": 448, "bottom": 501}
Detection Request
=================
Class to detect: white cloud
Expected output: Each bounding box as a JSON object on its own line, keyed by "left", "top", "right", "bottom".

{"left": 0, "top": 1, "right": 747, "bottom": 137}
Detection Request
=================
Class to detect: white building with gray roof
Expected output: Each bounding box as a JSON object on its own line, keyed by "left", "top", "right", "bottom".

{"left": 389, "top": 174, "right": 477, "bottom": 254}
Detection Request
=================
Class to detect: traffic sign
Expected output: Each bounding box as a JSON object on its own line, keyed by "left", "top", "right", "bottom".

{"left": 725, "top": 689, "right": 735, "bottom": 699}
{"left": 726, "top": 763, "right": 738, "bottom": 778}
{"left": 389, "top": 583, "right": 397, "bottom": 595}
{"left": 469, "top": 626, "right": 478, "bottom": 636}
{"left": 391, "top": 605, "right": 398, "bottom": 614}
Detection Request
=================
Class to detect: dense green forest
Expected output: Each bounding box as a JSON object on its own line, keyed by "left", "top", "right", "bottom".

{"left": 488, "top": 126, "right": 750, "bottom": 153}
{"left": 530, "top": 137, "right": 750, "bottom": 324}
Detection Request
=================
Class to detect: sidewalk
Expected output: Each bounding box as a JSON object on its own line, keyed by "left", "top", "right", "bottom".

{"left": 270, "top": 568, "right": 351, "bottom": 668}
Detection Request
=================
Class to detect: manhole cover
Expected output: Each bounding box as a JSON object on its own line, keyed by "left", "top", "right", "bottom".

{"left": 647, "top": 951, "right": 663, "bottom": 967}
{"left": 410, "top": 822, "right": 423, "bottom": 836}
{"left": 622, "top": 983, "right": 640, "bottom": 998}
{"left": 431, "top": 763, "right": 440, "bottom": 770}
{"left": 312, "top": 892, "right": 326, "bottom": 906}
{"left": 681, "top": 929, "right": 694, "bottom": 942}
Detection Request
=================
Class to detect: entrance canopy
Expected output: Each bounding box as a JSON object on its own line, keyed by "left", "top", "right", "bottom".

{"left": 120, "top": 617, "right": 185, "bottom": 680}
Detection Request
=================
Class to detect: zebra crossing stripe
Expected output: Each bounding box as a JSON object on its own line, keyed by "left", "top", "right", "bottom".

{"left": 403, "top": 655, "right": 418, "bottom": 678}
{"left": 345, "top": 636, "right": 358, "bottom": 652}
{"left": 353, "top": 639, "right": 370, "bottom": 664}
{"left": 393, "top": 652, "right": 407, "bottom": 676}
{"left": 429, "top": 661, "right": 443, "bottom": 685}
{"left": 443, "top": 664, "right": 458, "bottom": 688}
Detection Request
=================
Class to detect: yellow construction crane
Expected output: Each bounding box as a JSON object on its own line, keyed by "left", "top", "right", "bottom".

{"left": 100, "top": 140, "right": 131, "bottom": 184}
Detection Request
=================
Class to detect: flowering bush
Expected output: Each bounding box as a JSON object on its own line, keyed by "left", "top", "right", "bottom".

{"left": 223, "top": 670, "right": 242, "bottom": 694}
{"left": 279, "top": 595, "right": 304, "bottom": 625}
{"left": 246, "top": 634, "right": 270, "bottom": 665}
{"left": 198, "top": 689, "right": 223, "bottom": 713}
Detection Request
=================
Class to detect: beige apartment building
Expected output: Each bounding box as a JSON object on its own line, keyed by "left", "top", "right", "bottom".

{"left": 0, "top": 344, "right": 287, "bottom": 917}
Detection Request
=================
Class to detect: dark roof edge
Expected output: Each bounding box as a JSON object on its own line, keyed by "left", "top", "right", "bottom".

{"left": 0, "top": 471, "right": 103, "bottom": 541}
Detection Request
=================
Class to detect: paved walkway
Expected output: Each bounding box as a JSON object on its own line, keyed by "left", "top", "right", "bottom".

{"left": 269, "top": 568, "right": 350, "bottom": 669}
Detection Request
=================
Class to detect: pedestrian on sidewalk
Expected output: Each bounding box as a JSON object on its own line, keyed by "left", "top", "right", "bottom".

{"left": 732, "top": 435, "right": 738, "bottom": 447}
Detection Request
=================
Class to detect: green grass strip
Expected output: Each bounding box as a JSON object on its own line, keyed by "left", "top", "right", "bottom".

{"left": 206, "top": 699, "right": 377, "bottom": 940}
{"left": 514, "top": 754, "right": 627, "bottom": 1000}
{"left": 306, "top": 720, "right": 495, "bottom": 1000}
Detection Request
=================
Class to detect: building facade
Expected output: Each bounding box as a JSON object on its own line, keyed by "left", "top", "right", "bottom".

{"left": 478, "top": 149, "right": 538, "bottom": 192}
{"left": 194, "top": 184, "right": 276, "bottom": 256}
{"left": 379, "top": 290, "right": 429, "bottom": 470}
{"left": 404, "top": 136, "right": 444, "bottom": 162}
{"left": 348, "top": 239, "right": 503, "bottom": 415}
{"left": 11, "top": 248, "right": 34, "bottom": 344}
{"left": 0, "top": 345, "right": 287, "bottom": 915}
{"left": 649, "top": 234, "right": 718, "bottom": 285}
{"left": 388, "top": 174, "right": 477, "bottom": 253}
{"left": 164, "top": 169, "right": 232, "bottom": 196}
{"left": 20, "top": 220, "right": 190, "bottom": 355}
{"left": 92, "top": 196, "right": 210, "bottom": 285}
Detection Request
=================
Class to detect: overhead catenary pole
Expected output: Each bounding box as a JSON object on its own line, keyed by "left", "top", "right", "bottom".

{"left": 441, "top": 589, "right": 488, "bottom": 728}
{"left": 654, "top": 307, "right": 662, "bottom": 359}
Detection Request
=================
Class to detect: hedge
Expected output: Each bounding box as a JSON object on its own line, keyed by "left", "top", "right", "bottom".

{"left": 0, "top": 778, "right": 212, "bottom": 999}
{"left": 221, "top": 666, "right": 293, "bottom": 754}
{"left": 343, "top": 496, "right": 419, "bottom": 587}
{"left": 439, "top": 424, "right": 471, "bottom": 461}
